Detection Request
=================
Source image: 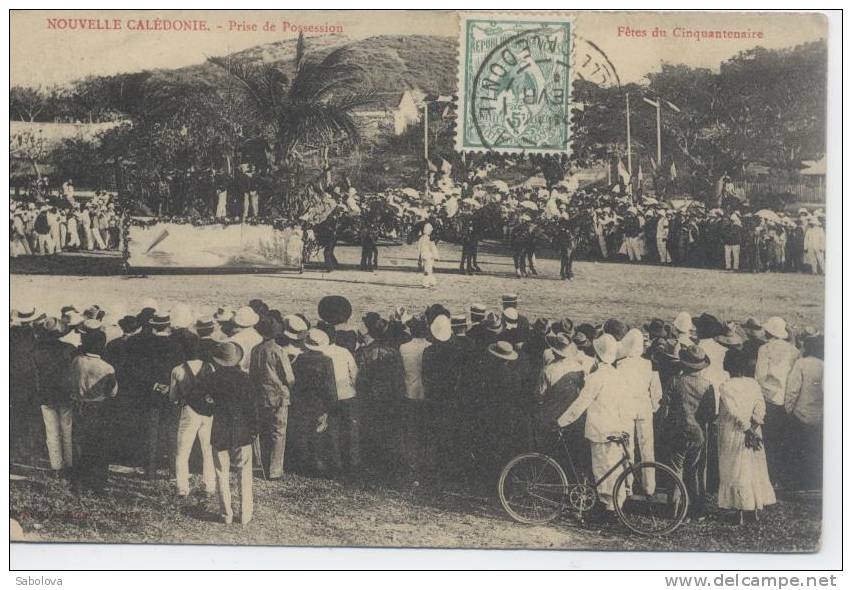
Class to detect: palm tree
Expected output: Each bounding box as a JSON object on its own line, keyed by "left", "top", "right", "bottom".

{"left": 208, "top": 33, "right": 374, "bottom": 169}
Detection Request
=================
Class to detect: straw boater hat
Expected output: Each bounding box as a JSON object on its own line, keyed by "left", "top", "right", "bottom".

{"left": 450, "top": 314, "right": 468, "bottom": 334}
{"left": 501, "top": 293, "right": 519, "bottom": 309}
{"left": 149, "top": 312, "right": 171, "bottom": 330}
{"left": 482, "top": 312, "right": 503, "bottom": 334}
{"left": 171, "top": 303, "right": 194, "bottom": 330}
{"left": 303, "top": 328, "right": 330, "bottom": 352}
{"left": 211, "top": 341, "right": 243, "bottom": 367}
{"left": 232, "top": 306, "right": 259, "bottom": 329}
{"left": 488, "top": 340, "right": 519, "bottom": 361}
{"left": 12, "top": 306, "right": 37, "bottom": 326}
{"left": 194, "top": 317, "right": 215, "bottom": 337}
{"left": 679, "top": 344, "right": 711, "bottom": 371}
{"left": 762, "top": 316, "right": 788, "bottom": 340}
{"left": 283, "top": 314, "right": 308, "bottom": 340}
{"left": 592, "top": 334, "right": 618, "bottom": 365}
{"left": 502, "top": 307, "right": 519, "bottom": 327}
{"left": 81, "top": 318, "right": 104, "bottom": 333}
{"left": 430, "top": 315, "right": 452, "bottom": 343}
{"left": 470, "top": 304, "right": 487, "bottom": 325}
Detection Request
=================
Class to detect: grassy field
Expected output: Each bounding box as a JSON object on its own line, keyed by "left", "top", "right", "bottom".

{"left": 10, "top": 242, "right": 824, "bottom": 551}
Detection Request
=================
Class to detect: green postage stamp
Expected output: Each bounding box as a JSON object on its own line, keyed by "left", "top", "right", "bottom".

{"left": 456, "top": 13, "right": 574, "bottom": 155}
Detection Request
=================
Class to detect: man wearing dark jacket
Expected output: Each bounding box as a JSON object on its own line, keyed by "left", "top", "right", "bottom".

{"left": 422, "top": 315, "right": 463, "bottom": 475}
{"left": 126, "top": 312, "right": 182, "bottom": 479}
{"left": 355, "top": 318, "right": 407, "bottom": 472}
{"left": 206, "top": 341, "right": 258, "bottom": 524}
{"left": 291, "top": 329, "right": 340, "bottom": 473}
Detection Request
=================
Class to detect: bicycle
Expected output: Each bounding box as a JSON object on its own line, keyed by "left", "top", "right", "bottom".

{"left": 498, "top": 430, "right": 688, "bottom": 536}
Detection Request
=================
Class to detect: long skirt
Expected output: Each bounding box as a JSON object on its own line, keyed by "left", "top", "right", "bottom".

{"left": 717, "top": 414, "right": 776, "bottom": 511}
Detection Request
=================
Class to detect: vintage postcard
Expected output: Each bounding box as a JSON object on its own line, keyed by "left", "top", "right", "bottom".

{"left": 8, "top": 9, "right": 832, "bottom": 560}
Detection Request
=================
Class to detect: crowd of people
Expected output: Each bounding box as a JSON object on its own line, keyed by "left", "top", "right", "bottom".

{"left": 10, "top": 292, "right": 822, "bottom": 527}
{"left": 10, "top": 179, "right": 121, "bottom": 257}
{"left": 10, "top": 169, "right": 827, "bottom": 282}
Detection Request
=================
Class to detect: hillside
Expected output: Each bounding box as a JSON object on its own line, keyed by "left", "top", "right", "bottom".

{"left": 179, "top": 34, "right": 458, "bottom": 96}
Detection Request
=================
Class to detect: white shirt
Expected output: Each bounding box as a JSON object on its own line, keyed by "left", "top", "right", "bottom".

{"left": 557, "top": 363, "right": 632, "bottom": 443}
{"left": 785, "top": 356, "right": 823, "bottom": 425}
{"left": 616, "top": 356, "right": 662, "bottom": 420}
{"left": 324, "top": 344, "right": 358, "bottom": 401}
{"left": 399, "top": 338, "right": 429, "bottom": 400}
{"left": 417, "top": 234, "right": 439, "bottom": 262}
{"left": 755, "top": 338, "right": 800, "bottom": 406}
{"left": 229, "top": 327, "right": 263, "bottom": 374}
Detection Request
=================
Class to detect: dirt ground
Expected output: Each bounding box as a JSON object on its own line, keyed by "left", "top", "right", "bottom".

{"left": 10, "top": 242, "right": 824, "bottom": 551}
{"left": 11, "top": 240, "right": 825, "bottom": 330}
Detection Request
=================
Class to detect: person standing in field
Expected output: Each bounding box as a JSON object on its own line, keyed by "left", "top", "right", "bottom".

{"left": 717, "top": 350, "right": 776, "bottom": 524}
{"left": 70, "top": 328, "right": 118, "bottom": 493}
{"left": 208, "top": 341, "right": 257, "bottom": 525}
{"left": 250, "top": 314, "right": 295, "bottom": 480}
{"left": 418, "top": 223, "right": 440, "bottom": 288}
{"left": 754, "top": 316, "right": 799, "bottom": 488}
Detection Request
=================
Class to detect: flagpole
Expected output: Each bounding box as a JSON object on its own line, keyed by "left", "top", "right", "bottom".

{"left": 424, "top": 102, "right": 429, "bottom": 196}
{"left": 656, "top": 99, "right": 662, "bottom": 168}
{"left": 625, "top": 93, "right": 633, "bottom": 177}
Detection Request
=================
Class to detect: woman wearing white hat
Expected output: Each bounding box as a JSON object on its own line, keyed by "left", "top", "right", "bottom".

{"left": 754, "top": 316, "right": 800, "bottom": 487}
{"left": 557, "top": 334, "right": 632, "bottom": 518}
{"left": 417, "top": 223, "right": 440, "bottom": 288}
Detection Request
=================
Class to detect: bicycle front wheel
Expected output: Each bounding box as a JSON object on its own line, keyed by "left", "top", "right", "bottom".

{"left": 498, "top": 453, "right": 568, "bottom": 524}
{"left": 612, "top": 461, "right": 689, "bottom": 536}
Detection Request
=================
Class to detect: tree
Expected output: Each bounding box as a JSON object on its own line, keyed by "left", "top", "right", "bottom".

{"left": 207, "top": 33, "right": 374, "bottom": 212}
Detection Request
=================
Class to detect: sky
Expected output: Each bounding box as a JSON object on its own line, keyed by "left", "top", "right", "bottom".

{"left": 11, "top": 10, "right": 828, "bottom": 88}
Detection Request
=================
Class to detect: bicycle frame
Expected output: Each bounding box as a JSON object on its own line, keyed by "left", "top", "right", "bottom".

{"left": 556, "top": 429, "right": 633, "bottom": 489}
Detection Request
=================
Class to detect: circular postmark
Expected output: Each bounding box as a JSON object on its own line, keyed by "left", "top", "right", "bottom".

{"left": 574, "top": 36, "right": 621, "bottom": 88}
{"left": 469, "top": 25, "right": 573, "bottom": 153}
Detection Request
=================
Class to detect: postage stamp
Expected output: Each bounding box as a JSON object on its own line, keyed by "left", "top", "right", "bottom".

{"left": 456, "top": 13, "right": 574, "bottom": 155}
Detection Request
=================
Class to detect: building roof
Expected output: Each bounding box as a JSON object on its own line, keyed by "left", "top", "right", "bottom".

{"left": 352, "top": 91, "right": 409, "bottom": 112}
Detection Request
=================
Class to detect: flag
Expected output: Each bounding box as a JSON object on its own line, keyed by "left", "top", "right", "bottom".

{"left": 617, "top": 159, "right": 631, "bottom": 186}
{"left": 440, "top": 158, "right": 452, "bottom": 175}
{"left": 670, "top": 161, "right": 678, "bottom": 179}
{"left": 144, "top": 229, "right": 170, "bottom": 254}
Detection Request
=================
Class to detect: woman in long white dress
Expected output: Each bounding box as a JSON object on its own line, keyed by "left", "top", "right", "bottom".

{"left": 717, "top": 350, "right": 776, "bottom": 523}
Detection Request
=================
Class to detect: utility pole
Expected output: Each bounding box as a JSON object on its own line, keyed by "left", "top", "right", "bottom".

{"left": 643, "top": 95, "right": 681, "bottom": 170}
{"left": 625, "top": 93, "right": 632, "bottom": 177}
{"left": 423, "top": 102, "right": 429, "bottom": 196}
{"left": 655, "top": 98, "right": 662, "bottom": 166}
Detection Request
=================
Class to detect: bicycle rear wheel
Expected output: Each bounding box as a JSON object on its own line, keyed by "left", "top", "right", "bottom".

{"left": 612, "top": 461, "right": 689, "bottom": 536}
{"left": 498, "top": 453, "right": 568, "bottom": 524}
